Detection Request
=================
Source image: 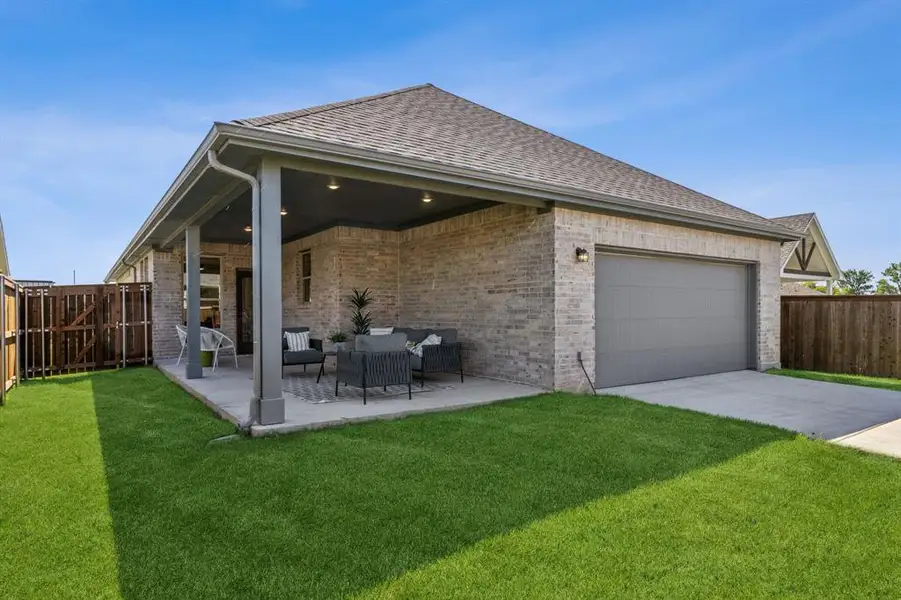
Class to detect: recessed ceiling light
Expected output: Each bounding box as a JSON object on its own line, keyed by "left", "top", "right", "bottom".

{"left": 243, "top": 225, "right": 252, "bottom": 233}
{"left": 280, "top": 207, "right": 288, "bottom": 216}
{"left": 327, "top": 176, "right": 340, "bottom": 190}
{"left": 421, "top": 191, "right": 433, "bottom": 203}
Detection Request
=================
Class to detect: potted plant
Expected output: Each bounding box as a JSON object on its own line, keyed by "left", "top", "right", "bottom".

{"left": 349, "top": 288, "right": 373, "bottom": 335}
{"left": 328, "top": 330, "right": 348, "bottom": 352}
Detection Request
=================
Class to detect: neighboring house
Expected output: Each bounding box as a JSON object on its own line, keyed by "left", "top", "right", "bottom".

{"left": 781, "top": 282, "right": 826, "bottom": 296}
{"left": 770, "top": 213, "right": 841, "bottom": 295}
{"left": 0, "top": 215, "right": 9, "bottom": 276}
{"left": 106, "top": 84, "right": 800, "bottom": 424}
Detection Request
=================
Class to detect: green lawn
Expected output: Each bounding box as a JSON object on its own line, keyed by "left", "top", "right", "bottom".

{"left": 2, "top": 369, "right": 901, "bottom": 599}
{"left": 770, "top": 368, "right": 901, "bottom": 392}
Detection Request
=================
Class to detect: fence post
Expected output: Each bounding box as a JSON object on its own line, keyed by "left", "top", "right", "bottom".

{"left": 40, "top": 288, "right": 46, "bottom": 379}
{"left": 142, "top": 284, "right": 148, "bottom": 365}
{"left": 23, "top": 288, "right": 28, "bottom": 380}
{"left": 121, "top": 285, "right": 127, "bottom": 369}
{"left": 14, "top": 283, "right": 20, "bottom": 387}
{"left": 1, "top": 276, "right": 6, "bottom": 405}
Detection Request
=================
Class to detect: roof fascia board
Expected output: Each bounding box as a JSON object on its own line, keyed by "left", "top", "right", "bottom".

{"left": 158, "top": 174, "right": 249, "bottom": 249}
{"left": 781, "top": 272, "right": 832, "bottom": 281}
{"left": 807, "top": 215, "right": 842, "bottom": 277}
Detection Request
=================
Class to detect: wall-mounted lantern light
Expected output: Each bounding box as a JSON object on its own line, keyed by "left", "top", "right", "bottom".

{"left": 575, "top": 247, "right": 590, "bottom": 262}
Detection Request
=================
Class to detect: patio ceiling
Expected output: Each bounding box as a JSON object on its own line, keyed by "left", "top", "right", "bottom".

{"left": 199, "top": 167, "right": 496, "bottom": 245}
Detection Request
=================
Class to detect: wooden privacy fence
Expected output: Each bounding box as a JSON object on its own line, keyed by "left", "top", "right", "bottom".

{"left": 19, "top": 283, "right": 153, "bottom": 379}
{"left": 781, "top": 296, "right": 901, "bottom": 378}
{"left": 1, "top": 276, "right": 20, "bottom": 404}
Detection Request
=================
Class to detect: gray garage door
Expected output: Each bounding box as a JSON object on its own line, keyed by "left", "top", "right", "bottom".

{"left": 595, "top": 252, "right": 752, "bottom": 388}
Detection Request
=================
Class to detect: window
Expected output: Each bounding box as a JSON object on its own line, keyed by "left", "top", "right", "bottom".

{"left": 301, "top": 250, "right": 312, "bottom": 303}
{"left": 183, "top": 256, "right": 221, "bottom": 328}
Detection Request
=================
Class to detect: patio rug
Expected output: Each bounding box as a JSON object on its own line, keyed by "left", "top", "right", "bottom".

{"left": 281, "top": 372, "right": 457, "bottom": 404}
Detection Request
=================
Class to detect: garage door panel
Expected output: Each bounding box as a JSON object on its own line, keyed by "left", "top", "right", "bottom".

{"left": 596, "top": 253, "right": 751, "bottom": 388}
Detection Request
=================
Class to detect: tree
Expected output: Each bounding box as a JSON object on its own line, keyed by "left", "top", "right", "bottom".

{"left": 876, "top": 278, "right": 899, "bottom": 295}
{"left": 883, "top": 262, "right": 901, "bottom": 293}
{"left": 838, "top": 269, "right": 875, "bottom": 295}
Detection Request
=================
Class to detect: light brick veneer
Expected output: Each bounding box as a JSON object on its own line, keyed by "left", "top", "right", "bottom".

{"left": 398, "top": 204, "right": 556, "bottom": 388}
{"left": 145, "top": 204, "right": 781, "bottom": 391}
{"left": 149, "top": 243, "right": 251, "bottom": 359}
{"left": 551, "top": 208, "right": 783, "bottom": 390}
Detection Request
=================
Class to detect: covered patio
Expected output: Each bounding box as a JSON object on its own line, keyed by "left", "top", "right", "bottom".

{"left": 157, "top": 356, "right": 542, "bottom": 436}
{"left": 112, "top": 89, "right": 562, "bottom": 427}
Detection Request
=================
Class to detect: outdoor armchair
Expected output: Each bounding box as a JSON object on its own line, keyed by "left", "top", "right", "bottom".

{"left": 336, "top": 333, "right": 412, "bottom": 404}
{"left": 282, "top": 326, "right": 325, "bottom": 378}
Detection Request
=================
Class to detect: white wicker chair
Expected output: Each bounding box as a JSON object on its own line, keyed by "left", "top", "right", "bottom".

{"left": 176, "top": 324, "right": 239, "bottom": 371}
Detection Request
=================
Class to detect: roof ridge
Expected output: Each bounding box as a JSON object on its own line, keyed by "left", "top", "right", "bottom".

{"left": 233, "top": 83, "right": 434, "bottom": 127}
{"left": 427, "top": 85, "right": 768, "bottom": 223}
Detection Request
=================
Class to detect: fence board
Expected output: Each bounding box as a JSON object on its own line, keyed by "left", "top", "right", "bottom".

{"left": 1, "top": 276, "right": 19, "bottom": 403}
{"left": 14, "top": 283, "right": 152, "bottom": 379}
{"left": 781, "top": 296, "right": 901, "bottom": 378}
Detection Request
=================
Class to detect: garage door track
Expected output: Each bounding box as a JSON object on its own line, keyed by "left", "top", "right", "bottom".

{"left": 600, "top": 370, "right": 901, "bottom": 441}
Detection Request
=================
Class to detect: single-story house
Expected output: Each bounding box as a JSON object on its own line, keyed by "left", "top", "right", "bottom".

{"left": 770, "top": 213, "right": 841, "bottom": 294}
{"left": 107, "top": 84, "right": 802, "bottom": 425}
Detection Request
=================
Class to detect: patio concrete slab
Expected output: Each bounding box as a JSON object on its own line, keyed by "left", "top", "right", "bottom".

{"left": 157, "top": 357, "right": 544, "bottom": 436}
{"left": 600, "top": 370, "right": 901, "bottom": 443}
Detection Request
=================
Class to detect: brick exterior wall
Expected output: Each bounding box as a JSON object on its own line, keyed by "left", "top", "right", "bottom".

{"left": 338, "top": 228, "right": 399, "bottom": 331}
{"left": 283, "top": 231, "right": 341, "bottom": 337}
{"left": 149, "top": 249, "right": 182, "bottom": 360}
{"left": 551, "top": 208, "right": 783, "bottom": 390}
{"left": 145, "top": 204, "right": 781, "bottom": 390}
{"left": 148, "top": 243, "right": 251, "bottom": 360}
{"left": 398, "top": 204, "right": 556, "bottom": 388}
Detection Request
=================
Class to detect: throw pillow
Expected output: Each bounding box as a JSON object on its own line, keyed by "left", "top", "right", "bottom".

{"left": 411, "top": 334, "right": 442, "bottom": 357}
{"left": 284, "top": 331, "right": 310, "bottom": 352}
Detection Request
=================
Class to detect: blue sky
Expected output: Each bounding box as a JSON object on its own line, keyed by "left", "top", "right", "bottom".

{"left": 1, "top": 0, "right": 899, "bottom": 282}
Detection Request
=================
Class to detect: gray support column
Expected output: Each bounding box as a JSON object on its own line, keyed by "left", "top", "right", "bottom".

{"left": 251, "top": 157, "right": 285, "bottom": 425}
{"left": 185, "top": 225, "right": 203, "bottom": 379}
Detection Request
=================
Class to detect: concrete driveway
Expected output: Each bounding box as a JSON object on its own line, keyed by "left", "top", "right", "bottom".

{"left": 600, "top": 371, "right": 901, "bottom": 443}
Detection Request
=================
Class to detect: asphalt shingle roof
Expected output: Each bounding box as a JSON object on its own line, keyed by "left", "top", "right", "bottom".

{"left": 771, "top": 213, "right": 815, "bottom": 234}
{"left": 234, "top": 84, "right": 785, "bottom": 232}
{"left": 770, "top": 213, "right": 815, "bottom": 266}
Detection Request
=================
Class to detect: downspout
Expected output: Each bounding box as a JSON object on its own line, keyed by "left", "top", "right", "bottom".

{"left": 122, "top": 259, "right": 137, "bottom": 282}
{"left": 207, "top": 150, "right": 260, "bottom": 198}
{"left": 206, "top": 150, "right": 261, "bottom": 429}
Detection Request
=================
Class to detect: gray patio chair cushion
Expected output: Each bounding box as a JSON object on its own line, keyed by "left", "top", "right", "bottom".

{"left": 393, "top": 327, "right": 428, "bottom": 344}
{"left": 394, "top": 327, "right": 458, "bottom": 345}
{"left": 283, "top": 349, "right": 324, "bottom": 365}
{"left": 409, "top": 354, "right": 423, "bottom": 371}
{"left": 355, "top": 333, "right": 408, "bottom": 352}
{"left": 282, "top": 326, "right": 310, "bottom": 350}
